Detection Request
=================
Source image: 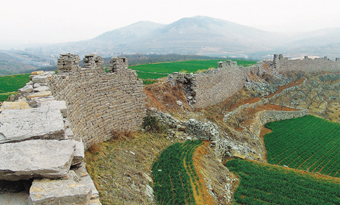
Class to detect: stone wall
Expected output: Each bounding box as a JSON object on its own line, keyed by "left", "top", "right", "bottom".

{"left": 49, "top": 54, "right": 146, "bottom": 148}
{"left": 274, "top": 54, "right": 340, "bottom": 73}
{"left": 168, "top": 60, "right": 245, "bottom": 108}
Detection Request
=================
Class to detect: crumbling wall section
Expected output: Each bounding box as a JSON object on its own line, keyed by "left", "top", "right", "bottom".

{"left": 168, "top": 60, "right": 245, "bottom": 108}
{"left": 50, "top": 54, "right": 146, "bottom": 148}
{"left": 274, "top": 54, "right": 340, "bottom": 73}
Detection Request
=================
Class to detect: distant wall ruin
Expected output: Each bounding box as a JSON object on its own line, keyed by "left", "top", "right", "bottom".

{"left": 168, "top": 60, "right": 246, "bottom": 108}
{"left": 169, "top": 54, "right": 340, "bottom": 109}
{"left": 50, "top": 54, "right": 146, "bottom": 148}
{"left": 273, "top": 54, "right": 340, "bottom": 73}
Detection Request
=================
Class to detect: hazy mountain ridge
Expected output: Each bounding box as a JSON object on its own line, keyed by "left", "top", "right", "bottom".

{"left": 3, "top": 16, "right": 340, "bottom": 74}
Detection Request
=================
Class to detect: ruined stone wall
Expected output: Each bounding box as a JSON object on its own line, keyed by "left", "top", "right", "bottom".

{"left": 274, "top": 54, "right": 340, "bottom": 73}
{"left": 168, "top": 60, "right": 245, "bottom": 108}
{"left": 50, "top": 55, "right": 146, "bottom": 148}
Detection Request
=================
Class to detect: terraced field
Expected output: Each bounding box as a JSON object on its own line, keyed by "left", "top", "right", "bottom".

{"left": 265, "top": 115, "right": 340, "bottom": 177}
{"left": 226, "top": 159, "right": 340, "bottom": 205}
{"left": 152, "top": 140, "right": 204, "bottom": 205}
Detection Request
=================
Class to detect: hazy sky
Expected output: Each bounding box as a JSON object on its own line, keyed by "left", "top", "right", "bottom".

{"left": 1, "top": 0, "right": 339, "bottom": 47}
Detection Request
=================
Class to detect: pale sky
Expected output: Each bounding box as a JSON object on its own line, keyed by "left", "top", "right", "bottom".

{"left": 0, "top": 0, "right": 339, "bottom": 48}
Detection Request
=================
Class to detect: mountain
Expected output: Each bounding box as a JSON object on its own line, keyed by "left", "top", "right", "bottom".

{"left": 25, "top": 16, "right": 340, "bottom": 59}
{"left": 118, "top": 16, "right": 284, "bottom": 55}
{"left": 34, "top": 16, "right": 285, "bottom": 58}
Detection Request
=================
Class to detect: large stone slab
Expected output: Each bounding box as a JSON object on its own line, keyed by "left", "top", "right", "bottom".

{"left": 0, "top": 103, "right": 65, "bottom": 144}
{"left": 0, "top": 140, "right": 75, "bottom": 181}
{"left": 29, "top": 178, "right": 91, "bottom": 205}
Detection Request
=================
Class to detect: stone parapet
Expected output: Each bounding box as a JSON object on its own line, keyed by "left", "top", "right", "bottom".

{"left": 49, "top": 54, "right": 146, "bottom": 148}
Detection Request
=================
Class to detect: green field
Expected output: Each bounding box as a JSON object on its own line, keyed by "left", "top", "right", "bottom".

{"left": 152, "top": 140, "right": 203, "bottom": 205}
{"left": 130, "top": 59, "right": 256, "bottom": 79}
{"left": 0, "top": 74, "right": 31, "bottom": 94}
{"left": 226, "top": 159, "right": 340, "bottom": 205}
{"left": 265, "top": 115, "right": 340, "bottom": 177}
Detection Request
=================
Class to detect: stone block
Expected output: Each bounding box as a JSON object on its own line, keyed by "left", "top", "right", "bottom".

{"left": 0, "top": 104, "right": 65, "bottom": 144}
{"left": 0, "top": 140, "right": 76, "bottom": 181}
{"left": 0, "top": 100, "right": 31, "bottom": 111}
{"left": 0, "top": 192, "right": 29, "bottom": 205}
{"left": 79, "top": 175, "right": 99, "bottom": 199}
{"left": 72, "top": 140, "right": 85, "bottom": 166}
{"left": 26, "top": 91, "right": 52, "bottom": 99}
{"left": 29, "top": 178, "right": 91, "bottom": 205}
{"left": 33, "top": 86, "right": 50, "bottom": 92}
{"left": 32, "top": 75, "right": 48, "bottom": 84}
{"left": 18, "top": 85, "right": 33, "bottom": 94}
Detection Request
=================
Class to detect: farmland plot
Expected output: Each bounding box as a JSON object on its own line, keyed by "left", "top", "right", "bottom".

{"left": 265, "top": 115, "right": 340, "bottom": 177}
{"left": 226, "top": 159, "right": 340, "bottom": 205}
{"left": 152, "top": 140, "right": 204, "bottom": 205}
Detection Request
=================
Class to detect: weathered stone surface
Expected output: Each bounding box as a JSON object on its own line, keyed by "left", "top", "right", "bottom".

{"left": 40, "top": 100, "right": 67, "bottom": 117}
{"left": 0, "top": 100, "right": 31, "bottom": 111}
{"left": 90, "top": 198, "right": 102, "bottom": 205}
{"left": 72, "top": 162, "right": 88, "bottom": 177}
{"left": 72, "top": 140, "right": 85, "bottom": 166}
{"left": 0, "top": 192, "right": 29, "bottom": 205}
{"left": 29, "top": 178, "right": 91, "bottom": 205}
{"left": 65, "top": 128, "right": 74, "bottom": 139}
{"left": 33, "top": 83, "right": 40, "bottom": 88}
{"left": 18, "top": 85, "right": 33, "bottom": 94}
{"left": 79, "top": 175, "right": 99, "bottom": 199}
{"left": 0, "top": 140, "right": 75, "bottom": 180}
{"left": 26, "top": 91, "right": 52, "bottom": 99}
{"left": 33, "top": 86, "right": 50, "bottom": 92}
{"left": 0, "top": 104, "right": 65, "bottom": 144}
{"left": 32, "top": 75, "right": 48, "bottom": 84}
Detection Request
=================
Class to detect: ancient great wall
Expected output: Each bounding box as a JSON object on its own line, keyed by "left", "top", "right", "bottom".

{"left": 50, "top": 54, "right": 146, "bottom": 148}
{"left": 0, "top": 53, "right": 339, "bottom": 204}
{"left": 273, "top": 54, "right": 340, "bottom": 73}
{"left": 169, "top": 54, "right": 340, "bottom": 108}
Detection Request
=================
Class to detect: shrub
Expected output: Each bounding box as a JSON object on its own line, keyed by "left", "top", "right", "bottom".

{"left": 142, "top": 112, "right": 167, "bottom": 133}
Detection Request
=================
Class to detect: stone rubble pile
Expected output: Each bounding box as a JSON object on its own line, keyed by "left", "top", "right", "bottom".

{"left": 148, "top": 108, "right": 219, "bottom": 145}
{"left": 0, "top": 71, "right": 101, "bottom": 205}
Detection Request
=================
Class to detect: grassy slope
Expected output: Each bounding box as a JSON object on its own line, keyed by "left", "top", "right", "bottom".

{"left": 226, "top": 159, "right": 340, "bottom": 205}
{"left": 265, "top": 115, "right": 340, "bottom": 177}
{"left": 0, "top": 74, "right": 30, "bottom": 93}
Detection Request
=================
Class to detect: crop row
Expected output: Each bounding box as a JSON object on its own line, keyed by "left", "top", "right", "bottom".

{"left": 152, "top": 140, "right": 203, "bottom": 205}
{"left": 226, "top": 159, "right": 340, "bottom": 205}
{"left": 265, "top": 115, "right": 340, "bottom": 176}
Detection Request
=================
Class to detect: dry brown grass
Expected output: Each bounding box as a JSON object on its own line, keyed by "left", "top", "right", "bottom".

{"left": 195, "top": 142, "right": 238, "bottom": 205}
{"left": 144, "top": 81, "right": 191, "bottom": 112}
{"left": 85, "top": 131, "right": 183, "bottom": 205}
